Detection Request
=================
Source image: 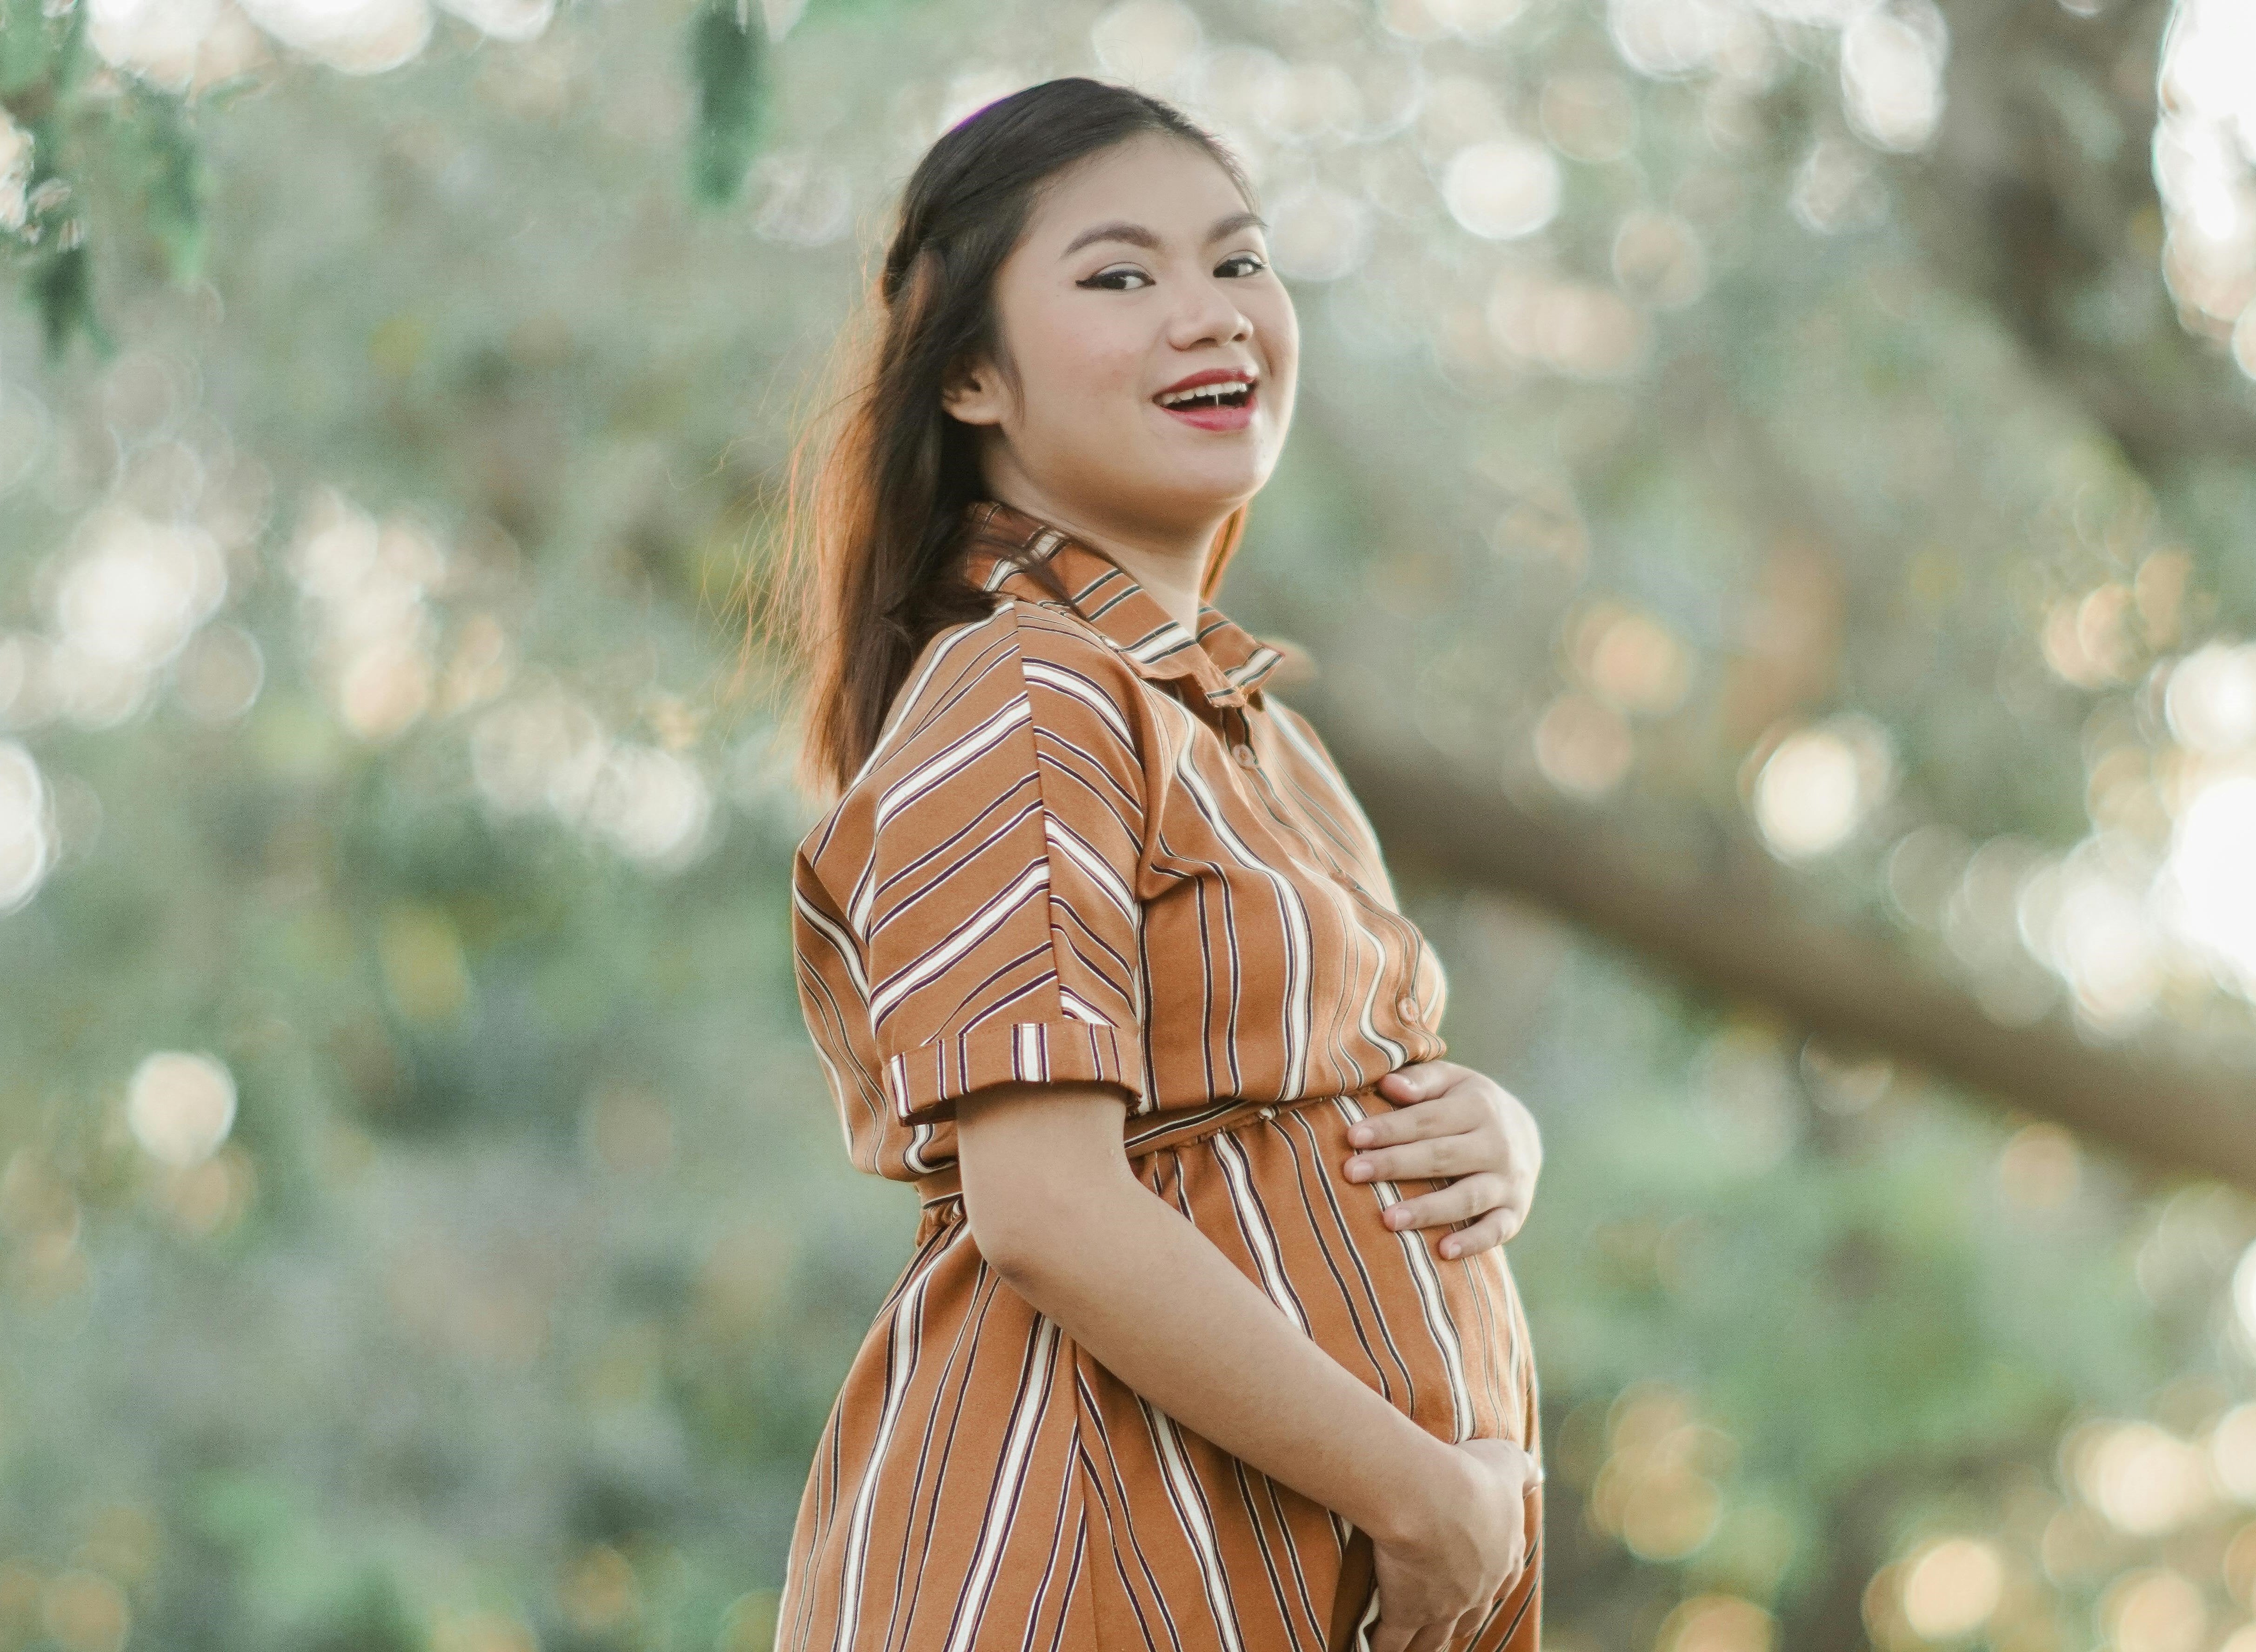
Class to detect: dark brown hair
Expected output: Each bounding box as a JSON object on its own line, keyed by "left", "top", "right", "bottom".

{"left": 745, "top": 77, "right": 1257, "bottom": 805}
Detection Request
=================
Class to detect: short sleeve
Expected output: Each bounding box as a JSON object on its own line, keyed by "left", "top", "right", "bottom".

{"left": 855, "top": 610, "right": 1150, "bottom": 1128}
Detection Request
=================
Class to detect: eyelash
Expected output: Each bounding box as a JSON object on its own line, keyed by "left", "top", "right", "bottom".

{"left": 1079, "top": 253, "right": 1268, "bottom": 291}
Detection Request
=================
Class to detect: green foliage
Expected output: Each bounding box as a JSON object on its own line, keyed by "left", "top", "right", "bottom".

{"left": 0, "top": 0, "right": 90, "bottom": 100}
{"left": 685, "top": 0, "right": 767, "bottom": 208}
{"left": 112, "top": 84, "right": 209, "bottom": 285}
{"left": 0, "top": 0, "right": 105, "bottom": 360}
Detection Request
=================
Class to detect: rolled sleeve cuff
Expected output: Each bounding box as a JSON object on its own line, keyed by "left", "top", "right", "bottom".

{"left": 882, "top": 1020, "right": 1148, "bottom": 1128}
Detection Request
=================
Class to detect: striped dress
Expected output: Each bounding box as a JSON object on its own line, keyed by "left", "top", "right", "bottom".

{"left": 779, "top": 500, "right": 1542, "bottom": 1652}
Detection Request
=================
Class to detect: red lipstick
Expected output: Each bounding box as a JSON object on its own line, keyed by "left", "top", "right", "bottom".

{"left": 1152, "top": 366, "right": 1259, "bottom": 433}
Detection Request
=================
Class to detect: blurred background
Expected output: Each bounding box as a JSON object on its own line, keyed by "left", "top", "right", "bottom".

{"left": 4, "top": 0, "right": 2256, "bottom": 1648}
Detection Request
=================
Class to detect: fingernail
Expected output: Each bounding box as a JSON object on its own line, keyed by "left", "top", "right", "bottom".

{"left": 1349, "top": 1127, "right": 1371, "bottom": 1145}
{"left": 1346, "top": 1157, "right": 1368, "bottom": 1178}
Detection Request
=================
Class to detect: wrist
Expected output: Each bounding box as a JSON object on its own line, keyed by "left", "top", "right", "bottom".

{"left": 1363, "top": 1435, "right": 1483, "bottom": 1549}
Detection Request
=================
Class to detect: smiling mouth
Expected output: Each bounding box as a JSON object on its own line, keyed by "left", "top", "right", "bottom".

{"left": 1154, "top": 380, "right": 1257, "bottom": 413}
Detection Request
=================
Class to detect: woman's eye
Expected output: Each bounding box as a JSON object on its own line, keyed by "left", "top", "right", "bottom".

{"left": 1077, "top": 254, "right": 1266, "bottom": 289}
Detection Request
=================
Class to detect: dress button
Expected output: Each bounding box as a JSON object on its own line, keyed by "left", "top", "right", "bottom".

{"left": 1231, "top": 743, "right": 1258, "bottom": 767}
{"left": 1396, "top": 993, "right": 1419, "bottom": 1021}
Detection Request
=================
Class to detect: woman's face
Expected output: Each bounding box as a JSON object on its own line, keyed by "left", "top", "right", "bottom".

{"left": 941, "top": 131, "right": 1299, "bottom": 540}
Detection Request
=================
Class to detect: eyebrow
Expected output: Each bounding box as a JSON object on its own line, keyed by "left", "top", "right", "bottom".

{"left": 1060, "top": 209, "right": 1268, "bottom": 259}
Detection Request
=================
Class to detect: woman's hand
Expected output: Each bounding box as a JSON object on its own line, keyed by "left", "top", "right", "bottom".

{"left": 1345, "top": 1062, "right": 1542, "bottom": 1261}
{"left": 1366, "top": 1438, "right": 1538, "bottom": 1652}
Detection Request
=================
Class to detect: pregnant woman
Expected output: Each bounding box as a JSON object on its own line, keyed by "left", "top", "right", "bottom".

{"left": 765, "top": 77, "right": 1547, "bottom": 1652}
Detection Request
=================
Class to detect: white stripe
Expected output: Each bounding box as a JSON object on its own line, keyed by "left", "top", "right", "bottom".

{"left": 871, "top": 694, "right": 1031, "bottom": 835}
{"left": 1140, "top": 1397, "right": 1248, "bottom": 1652}
{"left": 904, "top": 1119, "right": 943, "bottom": 1175}
{"left": 1128, "top": 624, "right": 1196, "bottom": 663}
{"left": 1209, "top": 1128, "right": 1309, "bottom": 1335}
{"left": 1043, "top": 813, "right": 1136, "bottom": 923}
{"left": 829, "top": 1223, "right": 968, "bottom": 1649}
{"left": 1021, "top": 658, "right": 1136, "bottom": 752}
{"left": 1352, "top": 931, "right": 1410, "bottom": 1070}
{"left": 1268, "top": 710, "right": 1410, "bottom": 1068}
{"left": 1271, "top": 706, "right": 1390, "bottom": 872}
{"left": 853, "top": 689, "right": 1031, "bottom": 945}
{"left": 1352, "top": 1571, "right": 1382, "bottom": 1652}
{"left": 1337, "top": 1092, "right": 1476, "bottom": 1442}
{"left": 854, "top": 609, "right": 1011, "bottom": 790}
{"left": 1056, "top": 989, "right": 1112, "bottom": 1026}
{"left": 942, "top": 1314, "right": 1065, "bottom": 1652}
{"left": 883, "top": 1052, "right": 914, "bottom": 1121}
{"left": 1226, "top": 644, "right": 1282, "bottom": 686}
{"left": 843, "top": 610, "right": 1021, "bottom": 932}
{"left": 793, "top": 885, "right": 870, "bottom": 1001}
{"left": 869, "top": 859, "right": 1049, "bottom": 1021}
{"left": 1161, "top": 695, "right": 1315, "bottom": 1094}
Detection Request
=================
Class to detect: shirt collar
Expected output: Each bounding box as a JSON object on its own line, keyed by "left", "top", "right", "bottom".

{"left": 957, "top": 499, "right": 1285, "bottom": 713}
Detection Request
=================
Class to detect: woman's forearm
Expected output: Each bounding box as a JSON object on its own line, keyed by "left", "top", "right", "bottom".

{"left": 974, "top": 1145, "right": 1473, "bottom": 1550}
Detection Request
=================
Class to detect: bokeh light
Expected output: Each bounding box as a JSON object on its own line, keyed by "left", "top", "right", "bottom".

{"left": 1589, "top": 1383, "right": 1733, "bottom": 1562}
{"left": 2155, "top": 0, "right": 2256, "bottom": 363}
{"left": 2070, "top": 1420, "right": 2215, "bottom": 1536}
{"left": 126, "top": 1051, "right": 238, "bottom": 1169}
{"left": 1655, "top": 1593, "right": 1773, "bottom": 1652}
{"left": 1442, "top": 137, "right": 1562, "bottom": 240}
{"left": 1839, "top": 2, "right": 1946, "bottom": 153}
{"left": 1751, "top": 716, "right": 1894, "bottom": 860}
{"left": 2234, "top": 1241, "right": 2256, "bottom": 1354}
{"left": 2158, "top": 775, "right": 2256, "bottom": 994}
{"left": 2164, "top": 643, "right": 2256, "bottom": 752}
{"left": 2213, "top": 1402, "right": 2256, "bottom": 1500}
{"left": 1899, "top": 1536, "right": 2003, "bottom": 1640}
{"left": 2099, "top": 1566, "right": 2208, "bottom": 1652}
{"left": 0, "top": 740, "right": 51, "bottom": 912}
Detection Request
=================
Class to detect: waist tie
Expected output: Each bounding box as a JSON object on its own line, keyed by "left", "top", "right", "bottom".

{"left": 912, "top": 1078, "right": 1396, "bottom": 1210}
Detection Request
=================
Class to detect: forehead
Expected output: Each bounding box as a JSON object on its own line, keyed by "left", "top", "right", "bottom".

{"left": 1020, "top": 133, "right": 1252, "bottom": 245}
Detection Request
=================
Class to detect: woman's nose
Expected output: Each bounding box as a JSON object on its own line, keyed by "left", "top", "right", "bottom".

{"left": 1170, "top": 278, "right": 1254, "bottom": 347}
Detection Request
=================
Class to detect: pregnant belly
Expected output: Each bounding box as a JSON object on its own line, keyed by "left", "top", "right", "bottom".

{"left": 1127, "top": 1084, "right": 1536, "bottom": 1452}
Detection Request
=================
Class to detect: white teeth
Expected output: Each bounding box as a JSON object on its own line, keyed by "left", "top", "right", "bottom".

{"left": 1158, "top": 380, "right": 1251, "bottom": 406}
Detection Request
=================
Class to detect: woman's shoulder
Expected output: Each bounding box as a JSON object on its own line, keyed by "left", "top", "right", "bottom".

{"left": 886, "top": 597, "right": 1145, "bottom": 750}
{"left": 826, "top": 600, "right": 1141, "bottom": 802}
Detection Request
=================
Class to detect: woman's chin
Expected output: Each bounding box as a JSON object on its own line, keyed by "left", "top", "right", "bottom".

{"left": 1133, "top": 454, "right": 1274, "bottom": 513}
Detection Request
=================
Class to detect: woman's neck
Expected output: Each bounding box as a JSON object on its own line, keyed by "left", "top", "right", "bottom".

{"left": 984, "top": 484, "right": 1221, "bottom": 635}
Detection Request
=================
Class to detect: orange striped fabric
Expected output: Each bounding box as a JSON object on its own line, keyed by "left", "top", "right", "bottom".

{"left": 780, "top": 500, "right": 1543, "bottom": 1652}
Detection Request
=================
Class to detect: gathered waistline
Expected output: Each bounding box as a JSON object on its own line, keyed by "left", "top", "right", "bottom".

{"left": 913, "top": 1078, "right": 1395, "bottom": 1209}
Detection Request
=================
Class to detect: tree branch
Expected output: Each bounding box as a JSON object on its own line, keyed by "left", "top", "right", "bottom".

{"left": 1309, "top": 710, "right": 2256, "bottom": 1193}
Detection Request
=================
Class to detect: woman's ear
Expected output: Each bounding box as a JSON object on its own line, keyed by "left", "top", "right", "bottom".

{"left": 940, "top": 355, "right": 1009, "bottom": 427}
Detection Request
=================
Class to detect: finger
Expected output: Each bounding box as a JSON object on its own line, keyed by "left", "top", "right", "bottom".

{"left": 1402, "top": 1619, "right": 1452, "bottom": 1652}
{"left": 1450, "top": 1605, "right": 1486, "bottom": 1652}
{"left": 1372, "top": 1617, "right": 1429, "bottom": 1652}
{"left": 1350, "top": 1122, "right": 1499, "bottom": 1183}
{"left": 1374, "top": 1061, "right": 1464, "bottom": 1107}
{"left": 1344, "top": 1097, "right": 1489, "bottom": 1164}
{"left": 1375, "top": 1173, "right": 1506, "bottom": 1233}
{"left": 1433, "top": 1210, "right": 1511, "bottom": 1261}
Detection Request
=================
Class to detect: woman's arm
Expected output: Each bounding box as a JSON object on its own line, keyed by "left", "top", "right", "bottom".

{"left": 953, "top": 1077, "right": 1485, "bottom": 1550}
